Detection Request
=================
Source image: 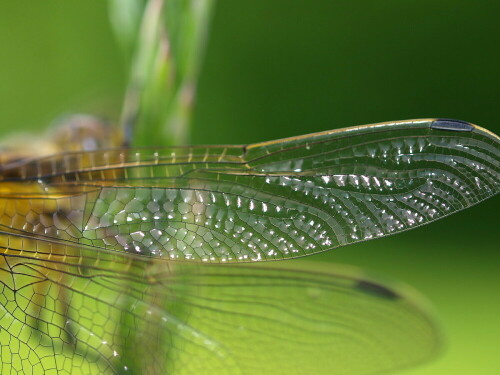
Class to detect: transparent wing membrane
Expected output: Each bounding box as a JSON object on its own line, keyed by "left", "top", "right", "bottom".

{"left": 0, "top": 232, "right": 439, "bottom": 374}
{"left": 0, "top": 119, "right": 498, "bottom": 374}
{"left": 0, "top": 119, "right": 498, "bottom": 262}
{"left": 164, "top": 263, "right": 439, "bottom": 375}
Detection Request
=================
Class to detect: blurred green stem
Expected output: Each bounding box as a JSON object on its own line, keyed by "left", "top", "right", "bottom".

{"left": 109, "top": 0, "right": 214, "bottom": 147}
{"left": 108, "top": 4, "right": 214, "bottom": 368}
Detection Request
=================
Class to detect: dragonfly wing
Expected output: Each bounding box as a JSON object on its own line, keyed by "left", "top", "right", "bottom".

{"left": 0, "top": 233, "right": 439, "bottom": 374}
{"left": 0, "top": 119, "right": 498, "bottom": 262}
{"left": 0, "top": 232, "right": 178, "bottom": 374}
{"left": 164, "top": 262, "right": 439, "bottom": 375}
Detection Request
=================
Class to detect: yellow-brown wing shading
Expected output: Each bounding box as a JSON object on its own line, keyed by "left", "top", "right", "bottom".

{"left": 0, "top": 232, "right": 438, "bottom": 374}
{"left": 0, "top": 119, "right": 498, "bottom": 262}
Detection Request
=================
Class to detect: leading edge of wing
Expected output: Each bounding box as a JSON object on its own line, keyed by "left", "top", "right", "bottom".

{"left": 246, "top": 118, "right": 496, "bottom": 149}
{"left": 1, "top": 118, "right": 498, "bottom": 180}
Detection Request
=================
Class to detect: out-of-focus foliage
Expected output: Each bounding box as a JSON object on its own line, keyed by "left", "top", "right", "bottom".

{"left": 109, "top": 0, "right": 215, "bottom": 147}
{"left": 108, "top": 0, "right": 148, "bottom": 63}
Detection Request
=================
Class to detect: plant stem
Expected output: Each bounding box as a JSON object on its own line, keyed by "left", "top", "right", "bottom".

{"left": 110, "top": 0, "right": 215, "bottom": 147}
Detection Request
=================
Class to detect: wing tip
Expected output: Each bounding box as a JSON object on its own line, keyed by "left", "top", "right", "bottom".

{"left": 355, "top": 280, "right": 401, "bottom": 300}
{"left": 431, "top": 118, "right": 500, "bottom": 141}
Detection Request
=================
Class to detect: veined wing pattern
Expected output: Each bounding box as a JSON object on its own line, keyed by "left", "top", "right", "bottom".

{"left": 0, "top": 119, "right": 498, "bottom": 374}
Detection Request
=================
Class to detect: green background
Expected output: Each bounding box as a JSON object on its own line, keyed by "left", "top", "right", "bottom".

{"left": 0, "top": 1, "right": 498, "bottom": 374}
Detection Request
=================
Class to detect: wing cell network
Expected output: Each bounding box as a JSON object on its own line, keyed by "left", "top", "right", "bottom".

{"left": 0, "top": 232, "right": 439, "bottom": 374}
{"left": 0, "top": 119, "right": 498, "bottom": 262}
{"left": 0, "top": 119, "right": 498, "bottom": 374}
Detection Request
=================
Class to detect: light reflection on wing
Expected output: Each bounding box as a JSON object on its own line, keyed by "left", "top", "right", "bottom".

{"left": 0, "top": 119, "right": 498, "bottom": 262}
{"left": 0, "top": 231, "right": 439, "bottom": 374}
{"left": 0, "top": 118, "right": 498, "bottom": 374}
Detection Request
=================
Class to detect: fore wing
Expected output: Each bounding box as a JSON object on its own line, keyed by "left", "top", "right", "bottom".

{"left": 0, "top": 119, "right": 498, "bottom": 262}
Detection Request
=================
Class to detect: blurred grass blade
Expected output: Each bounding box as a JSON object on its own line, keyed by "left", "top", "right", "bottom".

{"left": 111, "top": 0, "right": 215, "bottom": 147}
{"left": 108, "top": 0, "right": 148, "bottom": 63}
